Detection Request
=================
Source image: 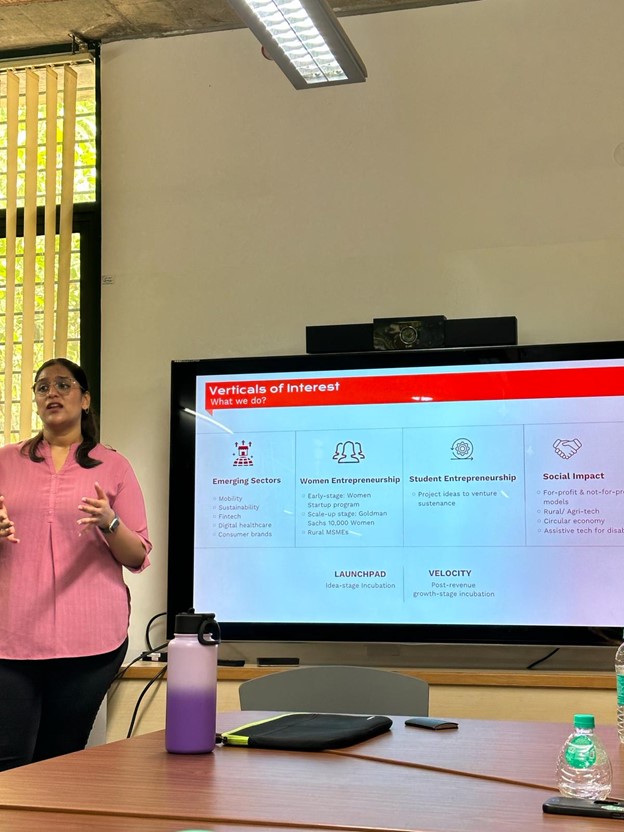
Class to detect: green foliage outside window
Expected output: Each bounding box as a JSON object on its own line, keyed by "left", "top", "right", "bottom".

{"left": 0, "top": 61, "right": 95, "bottom": 442}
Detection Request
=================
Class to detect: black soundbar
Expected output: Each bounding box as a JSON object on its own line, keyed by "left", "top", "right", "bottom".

{"left": 306, "top": 316, "right": 517, "bottom": 354}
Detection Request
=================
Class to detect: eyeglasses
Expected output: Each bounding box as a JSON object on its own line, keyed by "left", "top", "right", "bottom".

{"left": 32, "top": 378, "right": 82, "bottom": 397}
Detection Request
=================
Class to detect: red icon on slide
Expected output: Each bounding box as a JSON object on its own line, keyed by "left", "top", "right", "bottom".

{"left": 233, "top": 440, "right": 254, "bottom": 467}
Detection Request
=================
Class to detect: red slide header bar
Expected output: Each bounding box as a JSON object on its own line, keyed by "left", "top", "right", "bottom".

{"left": 205, "top": 365, "right": 624, "bottom": 412}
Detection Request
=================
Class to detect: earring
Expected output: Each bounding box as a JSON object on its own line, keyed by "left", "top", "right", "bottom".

{"left": 83, "top": 407, "right": 90, "bottom": 415}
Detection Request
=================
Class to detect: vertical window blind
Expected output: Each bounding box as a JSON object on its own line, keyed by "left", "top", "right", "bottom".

{"left": 0, "top": 57, "right": 95, "bottom": 443}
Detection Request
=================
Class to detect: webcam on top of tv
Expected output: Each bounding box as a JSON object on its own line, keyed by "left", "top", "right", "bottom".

{"left": 373, "top": 316, "right": 446, "bottom": 351}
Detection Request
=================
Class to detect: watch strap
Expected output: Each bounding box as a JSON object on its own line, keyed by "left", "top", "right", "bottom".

{"left": 101, "top": 514, "right": 120, "bottom": 535}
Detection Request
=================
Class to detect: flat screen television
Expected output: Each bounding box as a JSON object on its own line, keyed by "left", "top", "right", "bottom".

{"left": 167, "top": 341, "right": 624, "bottom": 649}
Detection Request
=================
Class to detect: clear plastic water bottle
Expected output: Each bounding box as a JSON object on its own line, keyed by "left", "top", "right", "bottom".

{"left": 555, "top": 714, "right": 612, "bottom": 800}
{"left": 615, "top": 629, "right": 624, "bottom": 742}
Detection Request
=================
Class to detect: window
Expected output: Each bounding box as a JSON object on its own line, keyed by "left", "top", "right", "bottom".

{"left": 0, "top": 54, "right": 99, "bottom": 444}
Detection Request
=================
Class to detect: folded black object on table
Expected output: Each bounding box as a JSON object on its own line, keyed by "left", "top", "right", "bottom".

{"left": 218, "top": 712, "right": 392, "bottom": 751}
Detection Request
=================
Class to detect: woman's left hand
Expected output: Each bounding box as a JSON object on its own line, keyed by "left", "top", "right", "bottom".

{"left": 78, "top": 482, "right": 145, "bottom": 568}
{"left": 78, "top": 482, "right": 116, "bottom": 530}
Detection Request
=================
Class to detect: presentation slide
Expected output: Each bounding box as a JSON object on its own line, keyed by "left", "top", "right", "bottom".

{"left": 191, "top": 360, "right": 624, "bottom": 628}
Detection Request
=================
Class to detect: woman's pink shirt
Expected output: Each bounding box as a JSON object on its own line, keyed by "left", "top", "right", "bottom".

{"left": 0, "top": 440, "right": 151, "bottom": 659}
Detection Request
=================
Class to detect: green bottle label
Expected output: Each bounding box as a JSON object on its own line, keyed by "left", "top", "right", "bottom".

{"left": 617, "top": 675, "right": 624, "bottom": 706}
{"left": 565, "top": 735, "right": 597, "bottom": 769}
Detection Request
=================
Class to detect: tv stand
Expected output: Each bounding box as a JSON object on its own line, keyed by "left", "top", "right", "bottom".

{"left": 217, "top": 640, "right": 617, "bottom": 673}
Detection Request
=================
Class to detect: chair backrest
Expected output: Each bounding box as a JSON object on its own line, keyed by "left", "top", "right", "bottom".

{"left": 238, "top": 665, "right": 429, "bottom": 716}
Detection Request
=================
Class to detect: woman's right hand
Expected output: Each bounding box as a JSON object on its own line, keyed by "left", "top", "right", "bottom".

{"left": 0, "top": 495, "right": 19, "bottom": 543}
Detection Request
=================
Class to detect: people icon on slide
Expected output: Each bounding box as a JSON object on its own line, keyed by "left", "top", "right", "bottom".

{"left": 333, "top": 441, "right": 366, "bottom": 464}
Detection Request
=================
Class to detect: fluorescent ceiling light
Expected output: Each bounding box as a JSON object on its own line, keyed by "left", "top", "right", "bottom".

{"left": 228, "top": 0, "right": 367, "bottom": 89}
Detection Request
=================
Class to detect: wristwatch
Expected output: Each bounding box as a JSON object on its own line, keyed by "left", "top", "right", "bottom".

{"left": 101, "top": 514, "right": 120, "bottom": 535}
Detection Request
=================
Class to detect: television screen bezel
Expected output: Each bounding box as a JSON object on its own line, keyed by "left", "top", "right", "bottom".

{"left": 167, "top": 340, "right": 624, "bottom": 648}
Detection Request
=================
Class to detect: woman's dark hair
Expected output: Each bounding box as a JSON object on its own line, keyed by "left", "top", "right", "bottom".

{"left": 22, "top": 357, "right": 102, "bottom": 469}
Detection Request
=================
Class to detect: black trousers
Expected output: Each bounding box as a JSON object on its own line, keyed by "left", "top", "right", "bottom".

{"left": 0, "top": 638, "right": 127, "bottom": 772}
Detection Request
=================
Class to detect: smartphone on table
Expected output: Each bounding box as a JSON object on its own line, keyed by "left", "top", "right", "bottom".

{"left": 543, "top": 796, "right": 624, "bottom": 819}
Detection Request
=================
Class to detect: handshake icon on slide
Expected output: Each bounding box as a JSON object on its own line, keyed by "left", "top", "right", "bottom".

{"left": 553, "top": 438, "right": 582, "bottom": 460}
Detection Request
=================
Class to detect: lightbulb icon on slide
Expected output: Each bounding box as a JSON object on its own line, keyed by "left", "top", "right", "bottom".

{"left": 553, "top": 438, "right": 582, "bottom": 460}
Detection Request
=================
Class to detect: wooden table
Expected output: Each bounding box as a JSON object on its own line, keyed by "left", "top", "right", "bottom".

{"left": 0, "top": 811, "right": 351, "bottom": 832}
{"left": 329, "top": 713, "right": 624, "bottom": 791}
{"left": 0, "top": 713, "right": 622, "bottom": 831}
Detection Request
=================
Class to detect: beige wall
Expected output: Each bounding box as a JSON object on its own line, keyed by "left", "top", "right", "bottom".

{"left": 99, "top": 0, "right": 624, "bottom": 659}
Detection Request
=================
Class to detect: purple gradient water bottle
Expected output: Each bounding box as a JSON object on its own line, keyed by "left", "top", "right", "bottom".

{"left": 165, "top": 611, "right": 220, "bottom": 753}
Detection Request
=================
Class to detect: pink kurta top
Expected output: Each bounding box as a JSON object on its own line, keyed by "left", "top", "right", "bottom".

{"left": 0, "top": 440, "right": 151, "bottom": 659}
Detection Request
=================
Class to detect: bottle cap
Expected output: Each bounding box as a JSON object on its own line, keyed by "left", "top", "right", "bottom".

{"left": 174, "top": 610, "right": 216, "bottom": 634}
{"left": 573, "top": 714, "right": 595, "bottom": 729}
